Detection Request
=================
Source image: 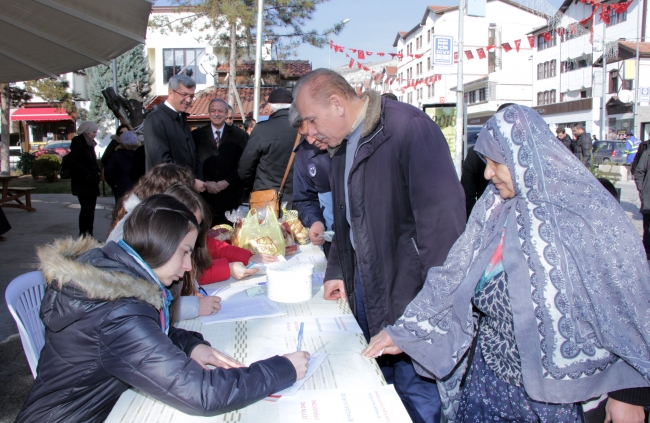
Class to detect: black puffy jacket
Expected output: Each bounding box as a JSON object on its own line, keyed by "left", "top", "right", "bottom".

{"left": 16, "top": 237, "right": 296, "bottom": 423}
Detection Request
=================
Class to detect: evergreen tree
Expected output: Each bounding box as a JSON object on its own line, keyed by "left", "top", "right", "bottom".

{"left": 85, "top": 45, "right": 152, "bottom": 129}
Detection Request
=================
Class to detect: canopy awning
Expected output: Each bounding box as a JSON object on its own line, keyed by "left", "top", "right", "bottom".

{"left": 11, "top": 107, "right": 73, "bottom": 121}
{"left": 0, "top": 0, "right": 153, "bottom": 83}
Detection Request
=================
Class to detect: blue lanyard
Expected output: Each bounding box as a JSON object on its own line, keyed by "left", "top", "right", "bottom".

{"left": 117, "top": 240, "right": 172, "bottom": 334}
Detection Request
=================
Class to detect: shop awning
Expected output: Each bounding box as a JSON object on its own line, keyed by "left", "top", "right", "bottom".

{"left": 0, "top": 0, "right": 152, "bottom": 83}
{"left": 11, "top": 107, "right": 73, "bottom": 122}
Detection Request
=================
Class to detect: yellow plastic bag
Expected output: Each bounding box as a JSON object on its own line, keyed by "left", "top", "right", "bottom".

{"left": 239, "top": 206, "right": 286, "bottom": 256}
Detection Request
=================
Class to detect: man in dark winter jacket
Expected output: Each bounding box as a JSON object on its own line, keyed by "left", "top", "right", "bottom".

{"left": 572, "top": 123, "right": 592, "bottom": 166}
{"left": 144, "top": 74, "right": 204, "bottom": 192}
{"left": 556, "top": 127, "right": 573, "bottom": 150}
{"left": 238, "top": 88, "right": 298, "bottom": 207}
{"left": 634, "top": 148, "right": 650, "bottom": 259}
{"left": 293, "top": 69, "right": 466, "bottom": 423}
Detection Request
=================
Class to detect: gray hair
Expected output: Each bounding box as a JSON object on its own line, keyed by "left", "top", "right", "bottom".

{"left": 270, "top": 103, "right": 291, "bottom": 113}
{"left": 227, "top": 104, "right": 234, "bottom": 114}
{"left": 208, "top": 98, "right": 228, "bottom": 109}
{"left": 168, "top": 74, "right": 196, "bottom": 90}
{"left": 294, "top": 68, "right": 356, "bottom": 106}
{"left": 288, "top": 103, "right": 303, "bottom": 128}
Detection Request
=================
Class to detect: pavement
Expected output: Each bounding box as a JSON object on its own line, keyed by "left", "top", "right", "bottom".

{"left": 0, "top": 182, "right": 644, "bottom": 422}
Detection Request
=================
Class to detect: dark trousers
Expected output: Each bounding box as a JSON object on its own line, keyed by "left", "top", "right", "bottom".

{"left": 0, "top": 206, "right": 11, "bottom": 236}
{"left": 77, "top": 195, "right": 97, "bottom": 237}
{"left": 641, "top": 214, "right": 650, "bottom": 254}
{"left": 354, "top": 270, "right": 441, "bottom": 423}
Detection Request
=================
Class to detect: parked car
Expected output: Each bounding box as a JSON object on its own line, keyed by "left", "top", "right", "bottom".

{"left": 466, "top": 125, "right": 483, "bottom": 149}
{"left": 9, "top": 146, "right": 21, "bottom": 170}
{"left": 592, "top": 140, "right": 627, "bottom": 164}
{"left": 33, "top": 141, "right": 71, "bottom": 158}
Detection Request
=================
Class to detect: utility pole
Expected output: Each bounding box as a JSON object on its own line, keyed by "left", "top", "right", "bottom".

{"left": 455, "top": 0, "right": 466, "bottom": 176}
{"left": 112, "top": 58, "right": 119, "bottom": 130}
{"left": 633, "top": 0, "right": 643, "bottom": 137}
{"left": 253, "top": 0, "right": 264, "bottom": 121}
{"left": 600, "top": 23, "right": 607, "bottom": 140}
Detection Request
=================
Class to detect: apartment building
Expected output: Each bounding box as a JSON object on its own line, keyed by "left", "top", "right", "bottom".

{"left": 529, "top": 0, "right": 650, "bottom": 138}
{"left": 393, "top": 1, "right": 546, "bottom": 124}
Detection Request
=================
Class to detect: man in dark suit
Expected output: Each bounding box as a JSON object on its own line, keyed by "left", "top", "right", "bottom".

{"left": 144, "top": 74, "right": 204, "bottom": 192}
{"left": 193, "top": 98, "right": 249, "bottom": 225}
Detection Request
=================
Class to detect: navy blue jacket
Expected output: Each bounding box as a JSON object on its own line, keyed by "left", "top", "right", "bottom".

{"left": 325, "top": 91, "right": 466, "bottom": 337}
{"left": 292, "top": 139, "right": 331, "bottom": 229}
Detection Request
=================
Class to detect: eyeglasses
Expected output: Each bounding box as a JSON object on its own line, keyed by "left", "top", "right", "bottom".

{"left": 171, "top": 89, "right": 195, "bottom": 101}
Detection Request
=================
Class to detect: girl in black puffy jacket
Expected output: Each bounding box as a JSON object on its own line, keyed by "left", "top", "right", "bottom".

{"left": 16, "top": 194, "right": 308, "bottom": 423}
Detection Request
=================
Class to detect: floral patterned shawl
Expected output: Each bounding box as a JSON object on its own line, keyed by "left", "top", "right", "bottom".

{"left": 385, "top": 105, "right": 650, "bottom": 420}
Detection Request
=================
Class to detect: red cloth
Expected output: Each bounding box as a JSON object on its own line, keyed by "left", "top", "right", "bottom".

{"left": 198, "top": 237, "right": 253, "bottom": 285}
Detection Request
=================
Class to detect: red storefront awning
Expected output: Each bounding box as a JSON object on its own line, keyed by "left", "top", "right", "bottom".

{"left": 11, "top": 107, "right": 72, "bottom": 122}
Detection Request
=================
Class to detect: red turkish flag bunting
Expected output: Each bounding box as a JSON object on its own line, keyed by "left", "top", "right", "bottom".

{"left": 454, "top": 52, "right": 458, "bottom": 63}
{"left": 346, "top": 53, "right": 349, "bottom": 57}
{"left": 514, "top": 39, "right": 521, "bottom": 52}
{"left": 397, "top": 54, "right": 404, "bottom": 59}
{"left": 477, "top": 48, "right": 486, "bottom": 59}
{"left": 363, "top": 66, "right": 369, "bottom": 71}
{"left": 349, "top": 58, "right": 354, "bottom": 68}
{"left": 366, "top": 51, "right": 373, "bottom": 56}
{"left": 465, "top": 50, "right": 474, "bottom": 60}
{"left": 502, "top": 42, "right": 512, "bottom": 52}
{"left": 414, "top": 54, "right": 423, "bottom": 59}
{"left": 486, "top": 45, "right": 495, "bottom": 51}
{"left": 377, "top": 52, "right": 385, "bottom": 57}
{"left": 542, "top": 32, "right": 551, "bottom": 41}
{"left": 329, "top": 40, "right": 333, "bottom": 49}
{"left": 358, "top": 50, "right": 365, "bottom": 60}
{"left": 556, "top": 27, "right": 566, "bottom": 37}
{"left": 349, "top": 48, "right": 357, "bottom": 53}
{"left": 358, "top": 63, "right": 362, "bottom": 69}
{"left": 527, "top": 34, "right": 535, "bottom": 48}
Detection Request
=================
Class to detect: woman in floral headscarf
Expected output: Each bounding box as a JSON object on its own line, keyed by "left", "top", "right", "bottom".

{"left": 363, "top": 105, "right": 650, "bottom": 422}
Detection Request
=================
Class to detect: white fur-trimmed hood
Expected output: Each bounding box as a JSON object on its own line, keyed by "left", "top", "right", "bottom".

{"left": 38, "top": 237, "right": 162, "bottom": 310}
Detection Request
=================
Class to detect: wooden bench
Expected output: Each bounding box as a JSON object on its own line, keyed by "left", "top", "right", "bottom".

{"left": 0, "top": 187, "right": 37, "bottom": 212}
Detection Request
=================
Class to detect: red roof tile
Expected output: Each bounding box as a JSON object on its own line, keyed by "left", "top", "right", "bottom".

{"left": 214, "top": 60, "right": 312, "bottom": 78}
{"left": 186, "top": 86, "right": 275, "bottom": 119}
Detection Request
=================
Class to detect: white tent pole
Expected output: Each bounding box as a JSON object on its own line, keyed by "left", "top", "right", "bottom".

{"left": 253, "top": 0, "right": 264, "bottom": 121}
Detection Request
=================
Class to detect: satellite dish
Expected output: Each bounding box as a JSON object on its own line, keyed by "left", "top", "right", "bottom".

{"left": 618, "top": 89, "right": 633, "bottom": 103}
{"left": 199, "top": 53, "right": 216, "bottom": 74}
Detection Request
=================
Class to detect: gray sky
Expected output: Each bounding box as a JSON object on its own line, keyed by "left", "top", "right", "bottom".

{"left": 155, "top": 0, "right": 564, "bottom": 70}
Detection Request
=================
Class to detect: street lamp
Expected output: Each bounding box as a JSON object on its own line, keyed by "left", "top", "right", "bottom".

{"left": 329, "top": 19, "right": 350, "bottom": 69}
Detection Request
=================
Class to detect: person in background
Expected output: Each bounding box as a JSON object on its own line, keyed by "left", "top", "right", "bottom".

{"left": 293, "top": 69, "right": 466, "bottom": 423}
{"left": 572, "top": 123, "right": 592, "bottom": 166}
{"left": 460, "top": 134, "right": 488, "bottom": 221}
{"left": 592, "top": 134, "right": 598, "bottom": 143}
{"left": 288, "top": 106, "right": 333, "bottom": 257}
{"left": 143, "top": 74, "right": 204, "bottom": 193}
{"left": 100, "top": 124, "right": 129, "bottom": 195}
{"left": 193, "top": 98, "right": 248, "bottom": 225}
{"left": 238, "top": 88, "right": 298, "bottom": 209}
{"left": 633, "top": 147, "right": 650, "bottom": 260}
{"left": 69, "top": 121, "right": 101, "bottom": 238}
{"left": 243, "top": 119, "right": 256, "bottom": 135}
{"left": 364, "top": 105, "right": 650, "bottom": 423}
{"left": 556, "top": 127, "right": 573, "bottom": 150}
{"left": 130, "top": 134, "right": 147, "bottom": 185}
{"left": 0, "top": 207, "right": 11, "bottom": 241}
{"left": 381, "top": 92, "right": 398, "bottom": 101}
{"left": 105, "top": 131, "right": 140, "bottom": 203}
{"left": 225, "top": 104, "right": 235, "bottom": 129}
{"left": 16, "top": 194, "right": 308, "bottom": 422}
{"left": 632, "top": 134, "right": 649, "bottom": 176}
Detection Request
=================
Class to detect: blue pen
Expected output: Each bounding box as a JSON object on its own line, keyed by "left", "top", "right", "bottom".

{"left": 246, "top": 262, "right": 255, "bottom": 268}
{"left": 296, "top": 322, "right": 304, "bottom": 351}
{"left": 198, "top": 286, "right": 209, "bottom": 296}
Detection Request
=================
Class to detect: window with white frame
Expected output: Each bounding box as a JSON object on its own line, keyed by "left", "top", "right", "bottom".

{"left": 163, "top": 48, "right": 206, "bottom": 84}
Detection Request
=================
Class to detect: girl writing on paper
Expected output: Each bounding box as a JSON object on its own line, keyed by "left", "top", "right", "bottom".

{"left": 107, "top": 163, "right": 276, "bottom": 320}
{"left": 17, "top": 194, "right": 308, "bottom": 422}
{"left": 362, "top": 105, "right": 650, "bottom": 422}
